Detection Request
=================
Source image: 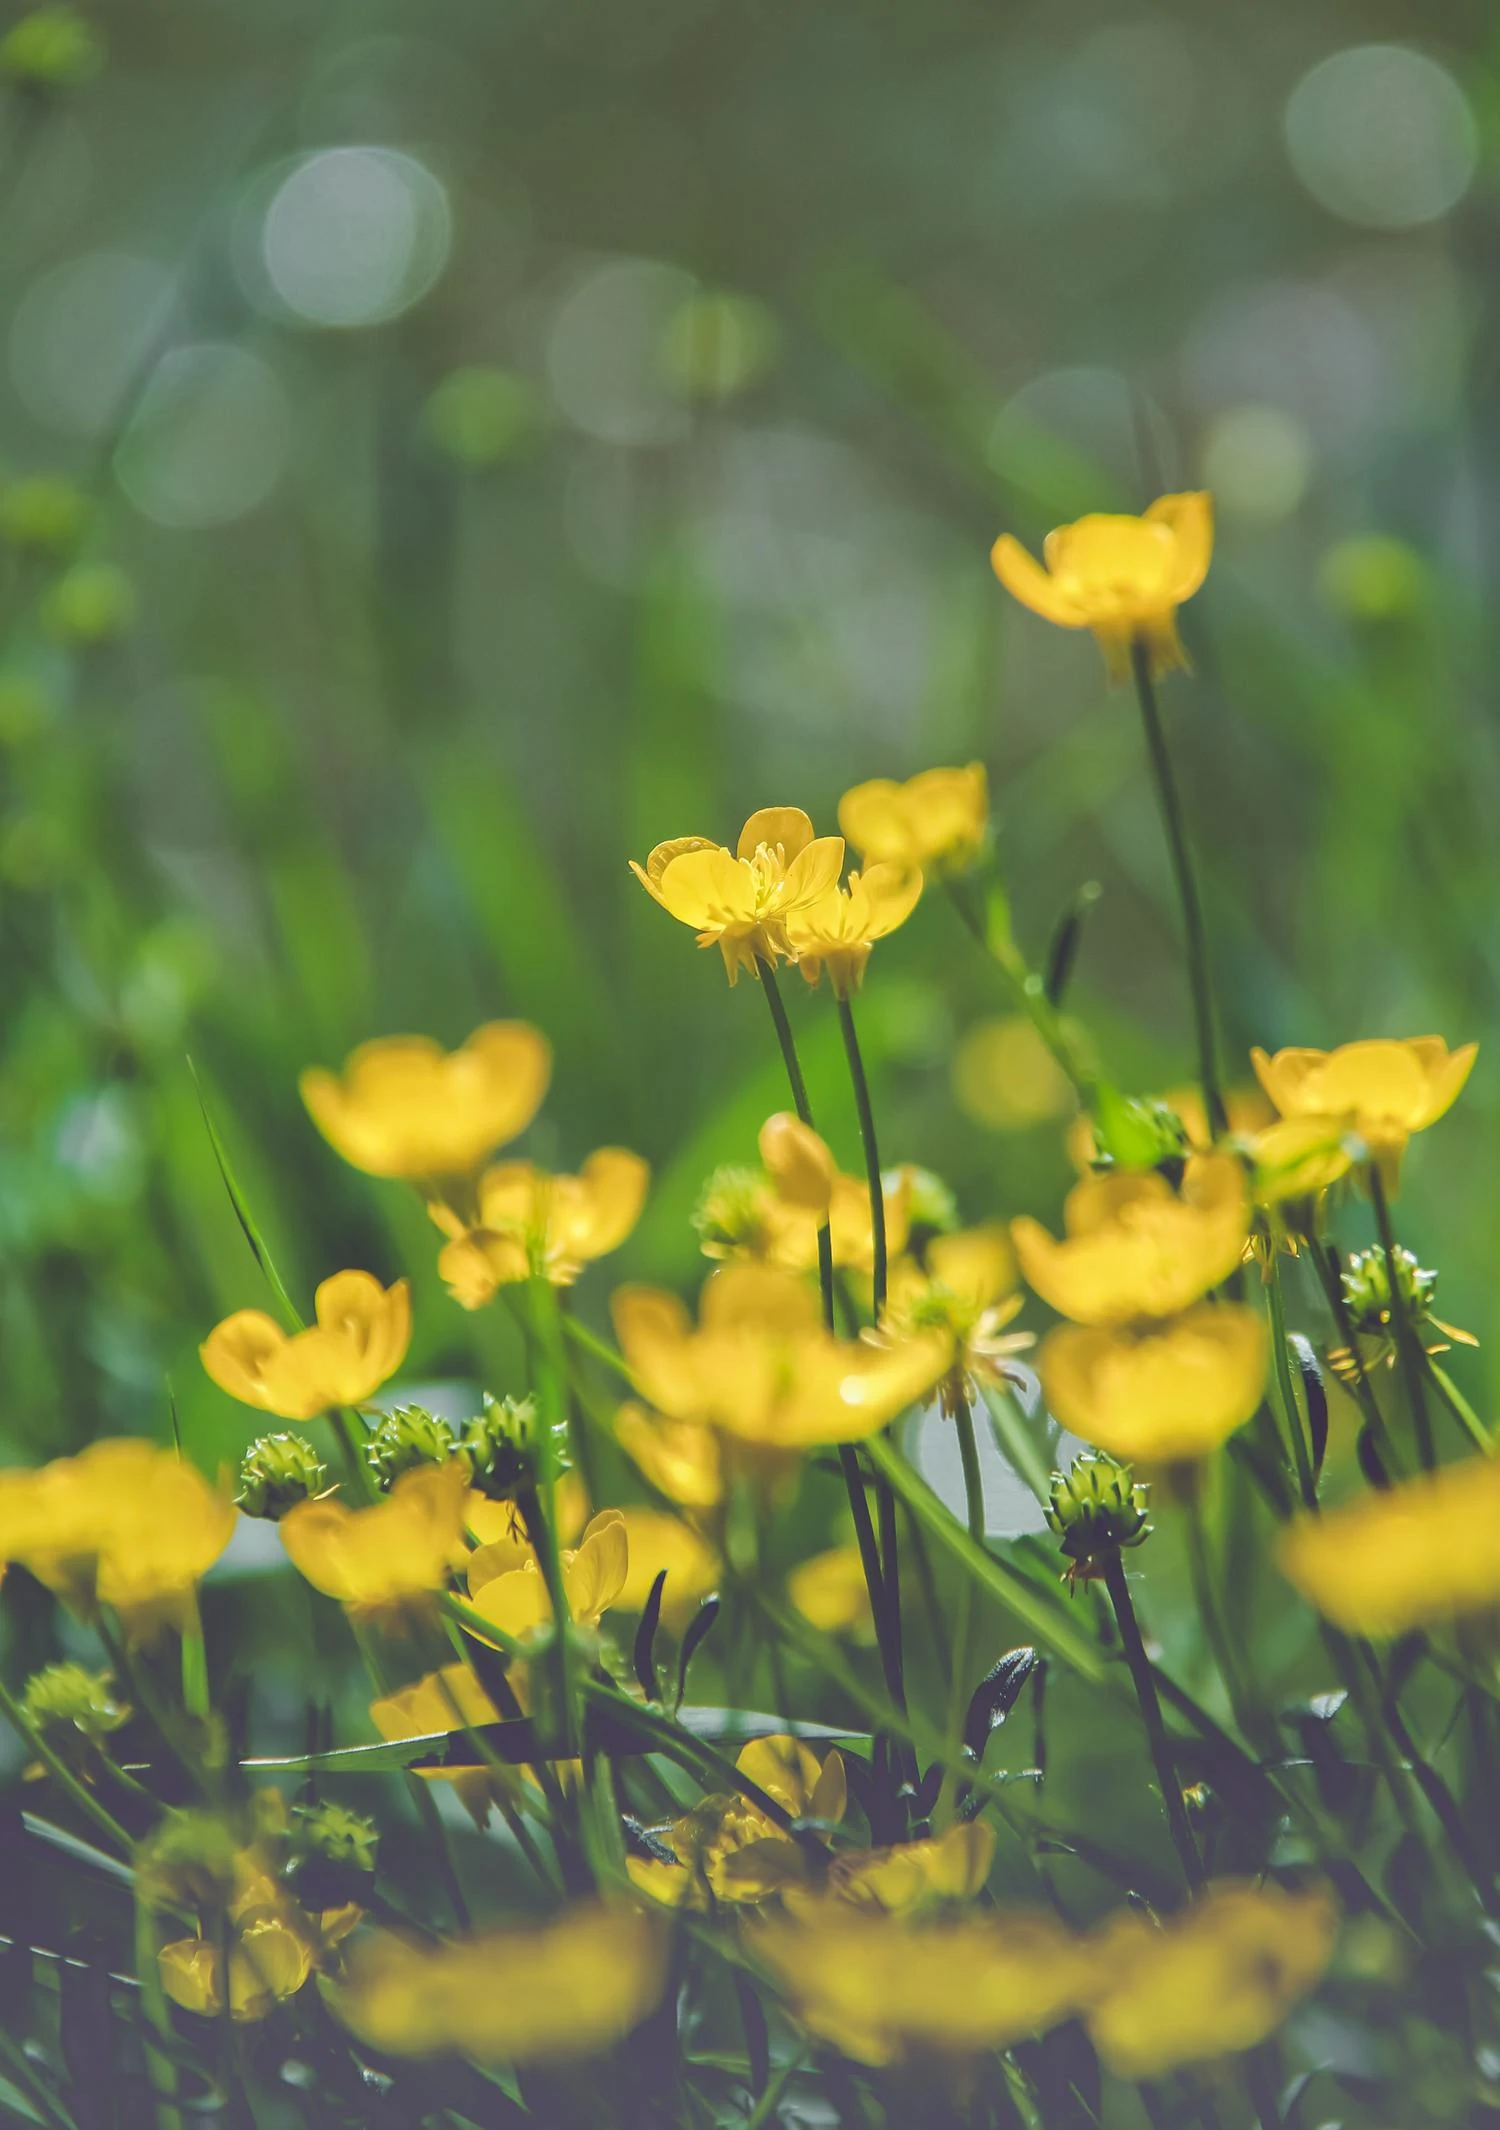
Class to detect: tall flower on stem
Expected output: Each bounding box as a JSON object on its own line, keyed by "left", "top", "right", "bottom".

{"left": 630, "top": 806, "right": 844, "bottom": 983}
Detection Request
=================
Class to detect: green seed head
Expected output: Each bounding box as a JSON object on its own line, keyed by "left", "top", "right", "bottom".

{"left": 1046, "top": 1453, "right": 1151, "bottom": 1571}
{"left": 238, "top": 1432, "right": 328, "bottom": 1520}
{"left": 1341, "top": 1245, "right": 1437, "bottom": 1335}
{"left": 21, "top": 1662, "right": 129, "bottom": 1750}
{"left": 366, "top": 1404, "right": 461, "bottom": 1491}
{"left": 462, "top": 1393, "right": 568, "bottom": 1502}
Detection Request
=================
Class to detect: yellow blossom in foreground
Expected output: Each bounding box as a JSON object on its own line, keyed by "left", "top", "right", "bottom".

{"left": 1012, "top": 1153, "right": 1250, "bottom": 1326}
{"left": 160, "top": 1915, "right": 313, "bottom": 2024}
{"left": 1086, "top": 1882, "right": 1337, "bottom": 2078}
{"left": 699, "top": 1119, "right": 914, "bottom": 1280}
{"left": 300, "top": 1021, "right": 551, "bottom": 1180}
{"left": 877, "top": 1226, "right": 1031, "bottom": 1418}
{"left": 788, "top": 1545, "right": 875, "bottom": 1642}
{"left": 630, "top": 806, "right": 845, "bottom": 984}
{"left": 1248, "top": 1115, "right": 1354, "bottom": 1209}
{"left": 1278, "top": 1455, "right": 1500, "bottom": 1635}
{"left": 612, "top": 1264, "right": 949, "bottom": 1449}
{"left": 200, "top": 1272, "right": 411, "bottom": 1421}
{"left": 839, "top": 763, "right": 988, "bottom": 875}
{"left": 783, "top": 864, "right": 923, "bottom": 998}
{"left": 465, "top": 1509, "right": 629, "bottom": 1641}
{"left": 990, "top": 491, "right": 1213, "bottom": 682}
{"left": 280, "top": 1462, "right": 468, "bottom": 1618}
{"left": 0, "top": 1440, "right": 235, "bottom": 1640}
{"left": 432, "top": 1149, "right": 649, "bottom": 1306}
{"left": 666, "top": 1737, "right": 847, "bottom": 1905}
{"left": 754, "top": 1905, "right": 1095, "bottom": 2065}
{"left": 615, "top": 1402, "right": 724, "bottom": 1509}
{"left": 370, "top": 1663, "right": 507, "bottom": 1828}
{"left": 788, "top": 1821, "right": 995, "bottom": 1919}
{"left": 613, "top": 1508, "right": 718, "bottom": 1627}
{"left": 1250, "top": 1037, "right": 1475, "bottom": 1190}
{"left": 334, "top": 1904, "right": 668, "bottom": 2065}
{"left": 1040, "top": 1304, "right": 1268, "bottom": 1462}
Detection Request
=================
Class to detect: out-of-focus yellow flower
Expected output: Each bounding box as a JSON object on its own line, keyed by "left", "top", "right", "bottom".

{"left": 839, "top": 765, "right": 987, "bottom": 875}
{"left": 462, "top": 1470, "right": 590, "bottom": 1551}
{"left": 787, "top": 1545, "right": 875, "bottom": 1642}
{"left": 335, "top": 1904, "right": 668, "bottom": 2065}
{"left": 956, "top": 1015, "right": 1076, "bottom": 1133}
{"left": 630, "top": 807, "right": 845, "bottom": 984}
{"left": 280, "top": 1462, "right": 467, "bottom": 1618}
{"left": 1248, "top": 1116, "right": 1354, "bottom": 1208}
{"left": 613, "top": 1508, "right": 718, "bottom": 1626}
{"left": 664, "top": 1737, "right": 847, "bottom": 1905}
{"left": 1067, "top": 1082, "right": 1272, "bottom": 1171}
{"left": 465, "top": 1509, "right": 629, "bottom": 1641}
{"left": 160, "top": 1915, "right": 313, "bottom": 2023}
{"left": 0, "top": 1440, "right": 235, "bottom": 1640}
{"left": 789, "top": 1822, "right": 995, "bottom": 1920}
{"left": 754, "top": 1905, "right": 1095, "bottom": 2064}
{"left": 370, "top": 1663, "right": 507, "bottom": 1827}
{"left": 615, "top": 1403, "right": 724, "bottom": 1510}
{"left": 432, "top": 1149, "right": 649, "bottom": 1306}
{"left": 1278, "top": 1456, "right": 1500, "bottom": 1636}
{"left": 1250, "top": 1038, "right": 1475, "bottom": 1192}
{"left": 1041, "top": 1304, "right": 1267, "bottom": 1463}
{"left": 698, "top": 1117, "right": 915, "bottom": 1280}
{"left": 784, "top": 865, "right": 923, "bottom": 998}
{"left": 612, "top": 1264, "right": 949, "bottom": 1449}
{"left": 1012, "top": 1153, "right": 1249, "bottom": 1326}
{"left": 1085, "top": 1881, "right": 1337, "bottom": 2078}
{"left": 200, "top": 1272, "right": 411, "bottom": 1421}
{"left": 759, "top": 1112, "right": 835, "bottom": 1211}
{"left": 300, "top": 1022, "right": 551, "bottom": 1181}
{"left": 876, "top": 1226, "right": 1031, "bottom": 1418}
{"left": 990, "top": 492, "right": 1213, "bottom": 682}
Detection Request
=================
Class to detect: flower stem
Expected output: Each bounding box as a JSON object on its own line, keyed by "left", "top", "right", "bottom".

{"left": 835, "top": 992, "right": 888, "bottom": 1316}
{"left": 945, "top": 880, "right": 1097, "bottom": 1108}
{"left": 1367, "top": 1161, "right": 1435, "bottom": 1470}
{"left": 939, "top": 1386, "right": 986, "bottom": 1822}
{"left": 1267, "top": 1261, "right": 1318, "bottom": 1512}
{"left": 0, "top": 1673, "right": 134, "bottom": 1856}
{"left": 1102, "top": 1548, "right": 1203, "bottom": 1894}
{"left": 1129, "top": 636, "right": 1226, "bottom": 1137}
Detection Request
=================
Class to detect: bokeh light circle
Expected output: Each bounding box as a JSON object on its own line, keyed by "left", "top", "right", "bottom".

{"left": 11, "top": 252, "right": 176, "bottom": 435}
{"left": 115, "top": 343, "right": 290, "bottom": 529}
{"left": 1202, "top": 404, "right": 1312, "bottom": 521}
{"left": 261, "top": 146, "right": 451, "bottom": 329}
{"left": 1284, "top": 45, "right": 1477, "bottom": 230}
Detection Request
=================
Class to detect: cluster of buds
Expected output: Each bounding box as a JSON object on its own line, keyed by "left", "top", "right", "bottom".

{"left": 1046, "top": 1453, "right": 1151, "bottom": 1589}
{"left": 366, "top": 1404, "right": 462, "bottom": 1490}
{"left": 237, "top": 1433, "right": 329, "bottom": 1521}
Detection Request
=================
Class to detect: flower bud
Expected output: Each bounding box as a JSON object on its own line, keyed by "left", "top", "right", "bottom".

{"left": 1089, "top": 1089, "right": 1191, "bottom": 1174}
{"left": 0, "top": 7, "right": 103, "bottom": 90}
{"left": 1341, "top": 1244, "right": 1435, "bottom": 1336}
{"left": 289, "top": 1799, "right": 379, "bottom": 1906}
{"left": 366, "top": 1404, "right": 461, "bottom": 1491}
{"left": 21, "top": 1662, "right": 129, "bottom": 1757}
{"left": 237, "top": 1433, "right": 328, "bottom": 1521}
{"left": 462, "top": 1393, "right": 568, "bottom": 1502}
{"left": 1046, "top": 1453, "right": 1151, "bottom": 1579}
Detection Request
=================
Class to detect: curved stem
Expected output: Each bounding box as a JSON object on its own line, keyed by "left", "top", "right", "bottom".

{"left": 1130, "top": 637, "right": 1225, "bottom": 1137}
{"left": 0, "top": 1674, "right": 133, "bottom": 1856}
{"left": 1367, "top": 1162, "right": 1435, "bottom": 1470}
{"left": 1102, "top": 1549, "right": 1203, "bottom": 1894}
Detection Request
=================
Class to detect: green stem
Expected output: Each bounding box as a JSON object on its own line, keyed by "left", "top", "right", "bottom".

{"left": 945, "top": 880, "right": 1097, "bottom": 1107}
{"left": 1310, "top": 1235, "right": 1403, "bottom": 1476}
{"left": 1129, "top": 636, "right": 1225, "bottom": 1137}
{"left": 940, "top": 1387, "right": 986, "bottom": 1823}
{"left": 1367, "top": 1162, "right": 1435, "bottom": 1469}
{"left": 0, "top": 1673, "right": 134, "bottom": 1855}
{"left": 526, "top": 1277, "right": 583, "bottom": 1762}
{"left": 835, "top": 992, "right": 888, "bottom": 1316}
{"left": 1267, "top": 1260, "right": 1318, "bottom": 1511}
{"left": 1184, "top": 1485, "right": 1263, "bottom": 1748}
{"left": 1102, "top": 1549, "right": 1203, "bottom": 1894}
{"left": 1426, "top": 1357, "right": 1493, "bottom": 1454}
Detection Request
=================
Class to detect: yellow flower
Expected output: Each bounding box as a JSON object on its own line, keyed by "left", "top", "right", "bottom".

{"left": 876, "top": 1226, "right": 1032, "bottom": 1418}
{"left": 753, "top": 1905, "right": 1095, "bottom": 2064}
{"left": 666, "top": 1737, "right": 847, "bottom": 1905}
{"left": 612, "top": 1263, "right": 950, "bottom": 1449}
{"left": 370, "top": 1663, "right": 508, "bottom": 1827}
{"left": 279, "top": 1462, "right": 468, "bottom": 1618}
{"left": 630, "top": 806, "right": 845, "bottom": 984}
{"left": 200, "top": 1272, "right": 411, "bottom": 1421}
{"left": 613, "top": 1508, "right": 718, "bottom": 1627}
{"left": 956, "top": 1015, "right": 1077, "bottom": 1133}
{"left": 1012, "top": 1153, "right": 1250, "bottom": 1325}
{"left": 787, "top": 1545, "right": 875, "bottom": 1642}
{"left": 1085, "top": 1881, "right": 1337, "bottom": 2078}
{"left": 300, "top": 1021, "right": 551, "bottom": 1180}
{"left": 783, "top": 864, "right": 923, "bottom": 998}
{"left": 1250, "top": 1037, "right": 1476, "bottom": 1190}
{"left": 790, "top": 1822, "right": 996, "bottom": 1920}
{"left": 1040, "top": 1304, "right": 1267, "bottom": 1463}
{"left": 1278, "top": 1455, "right": 1500, "bottom": 1636}
{"left": 990, "top": 491, "right": 1213, "bottom": 681}
{"left": 159, "top": 1915, "right": 313, "bottom": 2023}
{"left": 465, "top": 1509, "right": 629, "bottom": 1641}
{"left": 699, "top": 1117, "right": 915, "bottom": 1280}
{"left": 0, "top": 1440, "right": 235, "bottom": 1641}
{"left": 615, "top": 1402, "right": 725, "bottom": 1510}
{"left": 432, "top": 1149, "right": 649, "bottom": 1306}
{"left": 334, "top": 1903, "right": 668, "bottom": 2065}
{"left": 1248, "top": 1115, "right": 1354, "bottom": 1209}
{"left": 758, "top": 1112, "right": 836, "bottom": 1212}
{"left": 838, "top": 764, "right": 987, "bottom": 875}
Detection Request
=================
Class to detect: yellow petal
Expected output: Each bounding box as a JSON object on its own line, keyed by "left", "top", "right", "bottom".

{"left": 1012, "top": 1152, "right": 1249, "bottom": 1325}
{"left": 200, "top": 1310, "right": 302, "bottom": 1416}
{"left": 1040, "top": 1305, "right": 1267, "bottom": 1462}
{"left": 574, "top": 1147, "right": 650, "bottom": 1257}
{"left": 737, "top": 807, "right": 814, "bottom": 862}
{"left": 613, "top": 1508, "right": 718, "bottom": 1625}
{"left": 1279, "top": 1455, "right": 1500, "bottom": 1635}
{"left": 779, "top": 835, "right": 847, "bottom": 910}
{"left": 759, "top": 1113, "right": 836, "bottom": 1214}
{"left": 280, "top": 1462, "right": 467, "bottom": 1613}
{"left": 989, "top": 534, "right": 1086, "bottom": 626}
{"left": 300, "top": 1023, "right": 550, "bottom": 1180}
{"left": 787, "top": 1545, "right": 875, "bottom": 1640}
{"left": 1145, "top": 489, "right": 1214, "bottom": 601}
{"left": 654, "top": 846, "right": 758, "bottom": 930}
{"left": 927, "top": 1225, "right": 1016, "bottom": 1313}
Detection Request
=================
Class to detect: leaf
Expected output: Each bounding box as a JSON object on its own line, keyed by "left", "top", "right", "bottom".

{"left": 1043, "top": 883, "right": 1101, "bottom": 1007}
{"left": 1289, "top": 1334, "right": 1330, "bottom": 1479}
{"left": 186, "top": 1057, "right": 303, "bottom": 1329}
{"left": 675, "top": 1596, "right": 721, "bottom": 1714}
{"left": 19, "top": 1818, "right": 134, "bottom": 1890}
{"left": 633, "top": 1569, "right": 669, "bottom": 1703}
{"left": 1356, "top": 1424, "right": 1390, "bottom": 1491}
{"left": 963, "top": 1648, "right": 1039, "bottom": 1762}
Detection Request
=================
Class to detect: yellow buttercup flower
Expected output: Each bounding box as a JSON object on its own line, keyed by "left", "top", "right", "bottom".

{"left": 0, "top": 1440, "right": 235, "bottom": 1641}
{"left": 1278, "top": 1455, "right": 1500, "bottom": 1636}
{"left": 432, "top": 1149, "right": 649, "bottom": 1306}
{"left": 787, "top": 1545, "right": 875, "bottom": 1642}
{"left": 370, "top": 1663, "right": 508, "bottom": 1827}
{"left": 630, "top": 806, "right": 845, "bottom": 984}
{"left": 753, "top": 1905, "right": 1095, "bottom": 2065}
{"left": 615, "top": 1402, "right": 725, "bottom": 1510}
{"left": 465, "top": 1509, "right": 629, "bottom": 1641}
{"left": 334, "top": 1904, "right": 668, "bottom": 2065}
{"left": 661, "top": 1737, "right": 847, "bottom": 1906}
{"left": 1085, "top": 1881, "right": 1337, "bottom": 2078}
{"left": 783, "top": 864, "right": 923, "bottom": 998}
{"left": 160, "top": 1914, "right": 313, "bottom": 2023}
{"left": 788, "top": 1822, "right": 996, "bottom": 1920}
{"left": 200, "top": 1272, "right": 411, "bottom": 1421}
{"left": 613, "top": 1508, "right": 719, "bottom": 1627}
{"left": 1250, "top": 1037, "right": 1476, "bottom": 1191}
{"left": 876, "top": 1226, "right": 1032, "bottom": 1419}
{"left": 698, "top": 1116, "right": 914, "bottom": 1280}
{"left": 300, "top": 1021, "right": 551, "bottom": 1181}
{"left": 612, "top": 1263, "right": 949, "bottom": 1450}
{"left": 1040, "top": 1304, "right": 1267, "bottom": 1463}
{"left": 279, "top": 1462, "right": 468, "bottom": 1618}
{"left": 990, "top": 491, "right": 1213, "bottom": 682}
{"left": 1012, "top": 1153, "right": 1250, "bottom": 1326}
{"left": 838, "top": 764, "right": 987, "bottom": 875}
{"left": 1248, "top": 1115, "right": 1354, "bottom": 1209}
{"left": 758, "top": 1112, "right": 836, "bottom": 1212}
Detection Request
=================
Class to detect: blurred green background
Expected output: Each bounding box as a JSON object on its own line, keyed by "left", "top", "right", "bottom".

{"left": 3, "top": 2, "right": 1499, "bottom": 1576}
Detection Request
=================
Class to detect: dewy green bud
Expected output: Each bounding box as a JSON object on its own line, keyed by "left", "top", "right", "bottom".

{"left": 136, "top": 1810, "right": 240, "bottom": 1914}
{"left": 1089, "top": 1087, "right": 1192, "bottom": 1174}
{"left": 1341, "top": 1244, "right": 1436, "bottom": 1335}
{"left": 366, "top": 1404, "right": 461, "bottom": 1491}
{"left": 238, "top": 1433, "right": 328, "bottom": 1520}
{"left": 21, "top": 1662, "right": 129, "bottom": 1752}
{"left": 290, "top": 1799, "right": 380, "bottom": 1901}
{"left": 462, "top": 1392, "right": 568, "bottom": 1502}
{"left": 1046, "top": 1452, "right": 1151, "bottom": 1578}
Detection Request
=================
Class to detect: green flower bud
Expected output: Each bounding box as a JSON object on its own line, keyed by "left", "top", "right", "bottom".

{"left": 289, "top": 1799, "right": 379, "bottom": 1905}
{"left": 238, "top": 1432, "right": 328, "bottom": 1520}
{"left": 1046, "top": 1452, "right": 1151, "bottom": 1578}
{"left": 0, "top": 475, "right": 87, "bottom": 554}
{"left": 897, "top": 1164, "right": 960, "bottom": 1249}
{"left": 42, "top": 562, "right": 136, "bottom": 644}
{"left": 21, "top": 1662, "right": 129, "bottom": 1754}
{"left": 0, "top": 7, "right": 103, "bottom": 90}
{"left": 462, "top": 1392, "right": 568, "bottom": 1502}
{"left": 1089, "top": 1087, "right": 1191, "bottom": 1174}
{"left": 1341, "top": 1245, "right": 1437, "bottom": 1336}
{"left": 366, "top": 1404, "right": 462, "bottom": 1491}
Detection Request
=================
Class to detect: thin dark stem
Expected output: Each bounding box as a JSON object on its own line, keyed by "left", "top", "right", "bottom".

{"left": 1129, "top": 636, "right": 1225, "bottom": 1137}
{"left": 835, "top": 992, "right": 888, "bottom": 1316}
{"left": 1267, "top": 1260, "right": 1318, "bottom": 1511}
{"left": 1367, "top": 1162, "right": 1435, "bottom": 1470}
{"left": 1103, "top": 1549, "right": 1203, "bottom": 1894}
